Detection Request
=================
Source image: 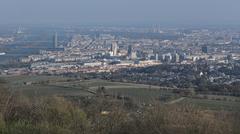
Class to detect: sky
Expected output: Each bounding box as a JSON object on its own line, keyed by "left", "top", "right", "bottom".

{"left": 0, "top": 0, "right": 240, "bottom": 26}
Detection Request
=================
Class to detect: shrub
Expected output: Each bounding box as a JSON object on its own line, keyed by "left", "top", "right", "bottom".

{"left": 3, "top": 96, "right": 90, "bottom": 134}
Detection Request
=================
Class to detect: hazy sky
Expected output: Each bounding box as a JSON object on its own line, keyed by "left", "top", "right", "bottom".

{"left": 0, "top": 0, "right": 240, "bottom": 26}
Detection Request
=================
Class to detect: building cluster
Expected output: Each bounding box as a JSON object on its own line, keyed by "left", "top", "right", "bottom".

{"left": 0, "top": 37, "right": 14, "bottom": 45}
{"left": 2, "top": 26, "right": 240, "bottom": 75}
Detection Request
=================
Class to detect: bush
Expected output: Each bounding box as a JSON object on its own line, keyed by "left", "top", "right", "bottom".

{"left": 0, "top": 91, "right": 239, "bottom": 134}
{"left": 134, "top": 104, "right": 232, "bottom": 134}
{"left": 3, "top": 96, "right": 90, "bottom": 134}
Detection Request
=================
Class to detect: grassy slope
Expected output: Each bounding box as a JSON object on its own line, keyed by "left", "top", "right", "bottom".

{"left": 1, "top": 75, "right": 240, "bottom": 111}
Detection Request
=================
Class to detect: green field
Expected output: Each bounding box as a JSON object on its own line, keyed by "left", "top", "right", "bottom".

{"left": 1, "top": 75, "right": 93, "bottom": 97}
{"left": 1, "top": 75, "right": 240, "bottom": 111}
{"left": 1, "top": 75, "right": 173, "bottom": 100}
{"left": 181, "top": 98, "right": 240, "bottom": 111}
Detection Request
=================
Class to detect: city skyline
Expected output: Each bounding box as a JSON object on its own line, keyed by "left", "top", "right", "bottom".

{"left": 1, "top": 1, "right": 240, "bottom": 133}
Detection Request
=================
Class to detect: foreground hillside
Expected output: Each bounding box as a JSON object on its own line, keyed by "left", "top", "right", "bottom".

{"left": 0, "top": 75, "right": 240, "bottom": 134}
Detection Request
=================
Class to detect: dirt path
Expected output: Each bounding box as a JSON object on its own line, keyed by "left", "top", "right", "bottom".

{"left": 167, "top": 97, "right": 185, "bottom": 104}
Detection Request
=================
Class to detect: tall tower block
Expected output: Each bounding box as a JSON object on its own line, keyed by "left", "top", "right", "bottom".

{"left": 54, "top": 32, "right": 58, "bottom": 48}
{"left": 111, "top": 42, "right": 118, "bottom": 56}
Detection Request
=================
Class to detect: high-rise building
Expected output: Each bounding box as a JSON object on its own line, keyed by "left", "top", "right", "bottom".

{"left": 155, "top": 53, "right": 159, "bottom": 61}
{"left": 162, "top": 53, "right": 172, "bottom": 63}
{"left": 130, "top": 52, "right": 137, "bottom": 60}
{"left": 54, "top": 32, "right": 58, "bottom": 48}
{"left": 128, "top": 45, "right": 132, "bottom": 57}
{"left": 111, "top": 42, "right": 118, "bottom": 56}
{"left": 175, "top": 53, "right": 180, "bottom": 63}
{"left": 202, "top": 46, "right": 208, "bottom": 53}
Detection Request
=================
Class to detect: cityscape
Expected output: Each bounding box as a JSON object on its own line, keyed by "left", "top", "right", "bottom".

{"left": 2, "top": 26, "right": 240, "bottom": 76}
{"left": 0, "top": 0, "right": 240, "bottom": 133}
{"left": 2, "top": 26, "right": 240, "bottom": 89}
